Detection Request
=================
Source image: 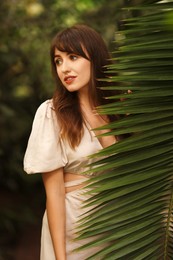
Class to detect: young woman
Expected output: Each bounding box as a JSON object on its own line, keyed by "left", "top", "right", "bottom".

{"left": 24, "top": 24, "right": 118, "bottom": 260}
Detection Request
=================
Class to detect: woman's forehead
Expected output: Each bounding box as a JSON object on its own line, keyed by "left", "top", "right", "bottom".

{"left": 54, "top": 48, "right": 66, "bottom": 56}
{"left": 55, "top": 36, "right": 83, "bottom": 51}
{"left": 54, "top": 42, "right": 90, "bottom": 60}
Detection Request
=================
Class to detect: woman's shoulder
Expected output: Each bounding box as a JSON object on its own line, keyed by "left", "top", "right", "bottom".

{"left": 36, "top": 99, "right": 55, "bottom": 119}
{"left": 33, "top": 99, "right": 59, "bottom": 126}
{"left": 32, "top": 98, "right": 59, "bottom": 131}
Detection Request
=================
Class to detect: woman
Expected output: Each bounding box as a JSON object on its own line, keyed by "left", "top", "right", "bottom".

{"left": 24, "top": 24, "right": 118, "bottom": 260}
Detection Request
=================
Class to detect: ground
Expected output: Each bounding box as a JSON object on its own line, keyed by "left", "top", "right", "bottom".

{"left": 0, "top": 186, "right": 44, "bottom": 260}
{"left": 1, "top": 223, "right": 41, "bottom": 260}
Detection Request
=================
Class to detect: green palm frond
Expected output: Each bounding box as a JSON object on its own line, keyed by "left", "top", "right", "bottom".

{"left": 76, "top": 0, "right": 173, "bottom": 259}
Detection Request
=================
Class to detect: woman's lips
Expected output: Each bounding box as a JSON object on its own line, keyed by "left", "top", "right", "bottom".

{"left": 64, "top": 76, "right": 77, "bottom": 84}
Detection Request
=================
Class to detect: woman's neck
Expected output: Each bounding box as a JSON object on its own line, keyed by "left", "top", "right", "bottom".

{"left": 78, "top": 88, "right": 94, "bottom": 112}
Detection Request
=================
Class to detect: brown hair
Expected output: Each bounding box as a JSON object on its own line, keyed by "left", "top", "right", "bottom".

{"left": 50, "top": 24, "right": 118, "bottom": 148}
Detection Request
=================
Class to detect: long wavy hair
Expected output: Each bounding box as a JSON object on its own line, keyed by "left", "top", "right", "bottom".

{"left": 50, "top": 24, "right": 118, "bottom": 148}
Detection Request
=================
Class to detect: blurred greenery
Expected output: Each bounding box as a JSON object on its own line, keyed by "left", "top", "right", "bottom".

{"left": 0, "top": 0, "right": 129, "bottom": 257}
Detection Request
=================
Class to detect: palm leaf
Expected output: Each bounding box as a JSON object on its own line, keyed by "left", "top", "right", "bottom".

{"left": 76, "top": 0, "right": 173, "bottom": 259}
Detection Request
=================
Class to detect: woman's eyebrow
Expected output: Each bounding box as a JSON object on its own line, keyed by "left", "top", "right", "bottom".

{"left": 54, "top": 54, "right": 61, "bottom": 58}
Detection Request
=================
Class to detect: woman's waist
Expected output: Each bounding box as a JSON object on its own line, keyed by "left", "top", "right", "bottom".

{"left": 64, "top": 172, "right": 90, "bottom": 193}
{"left": 64, "top": 172, "right": 89, "bottom": 182}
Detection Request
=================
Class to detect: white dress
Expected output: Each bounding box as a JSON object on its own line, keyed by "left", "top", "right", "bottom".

{"left": 23, "top": 100, "right": 104, "bottom": 259}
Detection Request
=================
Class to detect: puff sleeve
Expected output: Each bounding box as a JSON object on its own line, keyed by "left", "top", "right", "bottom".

{"left": 23, "top": 100, "right": 67, "bottom": 174}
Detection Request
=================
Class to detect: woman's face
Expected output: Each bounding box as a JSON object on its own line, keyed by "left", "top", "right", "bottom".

{"left": 54, "top": 48, "right": 91, "bottom": 93}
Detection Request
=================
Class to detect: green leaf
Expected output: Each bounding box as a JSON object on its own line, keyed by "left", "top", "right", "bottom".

{"left": 76, "top": 1, "right": 173, "bottom": 259}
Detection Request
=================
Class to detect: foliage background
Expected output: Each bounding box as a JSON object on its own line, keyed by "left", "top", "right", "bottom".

{"left": 0, "top": 0, "right": 128, "bottom": 258}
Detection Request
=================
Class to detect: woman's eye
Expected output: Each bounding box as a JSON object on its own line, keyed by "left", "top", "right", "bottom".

{"left": 55, "top": 59, "right": 62, "bottom": 65}
{"left": 70, "top": 55, "right": 78, "bottom": 61}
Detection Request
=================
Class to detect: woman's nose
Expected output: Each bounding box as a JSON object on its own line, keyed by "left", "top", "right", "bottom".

{"left": 61, "top": 60, "right": 70, "bottom": 73}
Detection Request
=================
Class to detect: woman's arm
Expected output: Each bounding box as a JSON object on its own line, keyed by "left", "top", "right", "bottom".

{"left": 42, "top": 168, "right": 66, "bottom": 260}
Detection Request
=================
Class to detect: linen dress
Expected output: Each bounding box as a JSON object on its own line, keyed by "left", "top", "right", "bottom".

{"left": 24, "top": 99, "right": 104, "bottom": 259}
